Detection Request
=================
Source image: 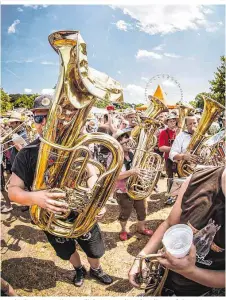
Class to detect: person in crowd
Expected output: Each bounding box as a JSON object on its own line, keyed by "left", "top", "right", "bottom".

{"left": 123, "top": 108, "right": 137, "bottom": 129}
{"left": 1, "top": 112, "right": 28, "bottom": 213}
{"left": 8, "top": 95, "right": 113, "bottom": 288}
{"left": 119, "top": 118, "right": 129, "bottom": 130}
{"left": 128, "top": 166, "right": 225, "bottom": 296}
{"left": 169, "top": 114, "right": 198, "bottom": 165}
{"left": 158, "top": 113, "right": 179, "bottom": 205}
{"left": 112, "top": 129, "right": 153, "bottom": 241}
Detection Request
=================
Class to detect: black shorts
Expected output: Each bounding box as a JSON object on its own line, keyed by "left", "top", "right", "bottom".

{"left": 44, "top": 223, "right": 105, "bottom": 260}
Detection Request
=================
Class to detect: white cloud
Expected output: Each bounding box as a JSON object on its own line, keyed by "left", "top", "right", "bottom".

{"left": 24, "top": 5, "right": 48, "bottom": 9}
{"left": 124, "top": 84, "right": 145, "bottom": 104}
{"left": 136, "top": 50, "right": 162, "bottom": 60}
{"left": 8, "top": 19, "right": 20, "bottom": 34}
{"left": 24, "top": 88, "right": 32, "bottom": 93}
{"left": 162, "top": 80, "right": 176, "bottom": 87}
{"left": 41, "top": 89, "right": 55, "bottom": 95}
{"left": 141, "top": 77, "right": 148, "bottom": 82}
{"left": 41, "top": 61, "right": 57, "bottom": 65}
{"left": 112, "top": 5, "right": 222, "bottom": 35}
{"left": 152, "top": 44, "right": 165, "bottom": 51}
{"left": 17, "top": 7, "right": 23, "bottom": 12}
{"left": 164, "top": 52, "right": 181, "bottom": 58}
{"left": 117, "top": 70, "right": 121, "bottom": 74}
{"left": 115, "top": 20, "right": 130, "bottom": 31}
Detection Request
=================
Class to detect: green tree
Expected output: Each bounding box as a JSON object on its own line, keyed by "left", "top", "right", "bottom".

{"left": 94, "top": 91, "right": 111, "bottom": 108}
{"left": 1, "top": 89, "right": 13, "bottom": 113}
{"left": 191, "top": 92, "right": 213, "bottom": 109}
{"left": 14, "top": 94, "right": 36, "bottom": 109}
{"left": 209, "top": 56, "right": 225, "bottom": 106}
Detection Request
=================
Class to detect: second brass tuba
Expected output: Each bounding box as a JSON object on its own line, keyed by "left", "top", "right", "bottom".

{"left": 30, "top": 31, "right": 124, "bottom": 238}
{"left": 177, "top": 95, "right": 224, "bottom": 177}
{"left": 127, "top": 95, "right": 168, "bottom": 200}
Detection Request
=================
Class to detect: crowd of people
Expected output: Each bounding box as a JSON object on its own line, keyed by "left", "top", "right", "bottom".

{"left": 1, "top": 94, "right": 225, "bottom": 296}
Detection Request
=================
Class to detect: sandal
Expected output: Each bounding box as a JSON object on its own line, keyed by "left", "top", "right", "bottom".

{"left": 119, "top": 231, "right": 129, "bottom": 241}
{"left": 137, "top": 229, "right": 153, "bottom": 237}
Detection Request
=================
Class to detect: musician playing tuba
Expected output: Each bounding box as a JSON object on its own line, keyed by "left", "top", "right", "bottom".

{"left": 8, "top": 30, "right": 125, "bottom": 288}
{"left": 129, "top": 166, "right": 225, "bottom": 296}
{"left": 112, "top": 129, "right": 154, "bottom": 241}
{"left": 8, "top": 95, "right": 114, "bottom": 287}
{"left": 169, "top": 114, "right": 199, "bottom": 167}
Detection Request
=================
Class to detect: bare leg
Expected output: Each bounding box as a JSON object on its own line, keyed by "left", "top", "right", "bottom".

{"left": 87, "top": 257, "right": 100, "bottom": 269}
{"left": 69, "top": 250, "right": 82, "bottom": 268}
{"left": 119, "top": 220, "right": 128, "bottom": 232}
{"left": 137, "top": 220, "right": 146, "bottom": 232}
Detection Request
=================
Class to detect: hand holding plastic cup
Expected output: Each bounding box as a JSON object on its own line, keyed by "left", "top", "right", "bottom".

{"left": 162, "top": 224, "right": 193, "bottom": 258}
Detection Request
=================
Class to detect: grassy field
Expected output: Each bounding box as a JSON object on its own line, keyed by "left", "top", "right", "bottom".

{"left": 1, "top": 178, "right": 171, "bottom": 296}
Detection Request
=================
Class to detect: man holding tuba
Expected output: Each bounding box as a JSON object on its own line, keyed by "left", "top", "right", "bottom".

{"left": 8, "top": 95, "right": 113, "bottom": 288}
{"left": 169, "top": 114, "right": 199, "bottom": 166}
{"left": 129, "top": 166, "right": 225, "bottom": 296}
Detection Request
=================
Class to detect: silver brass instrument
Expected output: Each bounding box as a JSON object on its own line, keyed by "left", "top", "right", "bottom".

{"left": 199, "top": 129, "right": 225, "bottom": 166}
{"left": 30, "top": 30, "right": 124, "bottom": 238}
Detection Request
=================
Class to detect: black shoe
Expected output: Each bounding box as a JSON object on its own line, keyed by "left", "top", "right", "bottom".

{"left": 21, "top": 206, "right": 29, "bottom": 212}
{"left": 73, "top": 266, "right": 87, "bottom": 287}
{"left": 90, "top": 267, "right": 113, "bottom": 285}
{"left": 165, "top": 197, "right": 176, "bottom": 205}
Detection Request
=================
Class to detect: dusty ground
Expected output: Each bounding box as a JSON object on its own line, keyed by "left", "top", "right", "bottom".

{"left": 1, "top": 178, "right": 171, "bottom": 296}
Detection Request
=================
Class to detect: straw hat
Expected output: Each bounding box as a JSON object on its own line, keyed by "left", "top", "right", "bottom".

{"left": 113, "top": 128, "right": 131, "bottom": 140}
{"left": 123, "top": 108, "right": 136, "bottom": 117}
{"left": 164, "top": 112, "right": 179, "bottom": 125}
{"left": 8, "top": 111, "right": 23, "bottom": 123}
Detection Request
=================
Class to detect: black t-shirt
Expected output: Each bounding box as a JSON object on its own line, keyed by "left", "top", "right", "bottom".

{"left": 165, "top": 166, "right": 225, "bottom": 296}
{"left": 12, "top": 138, "right": 40, "bottom": 190}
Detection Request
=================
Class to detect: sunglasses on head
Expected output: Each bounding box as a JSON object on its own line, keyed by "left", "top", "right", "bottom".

{"left": 33, "top": 115, "right": 47, "bottom": 124}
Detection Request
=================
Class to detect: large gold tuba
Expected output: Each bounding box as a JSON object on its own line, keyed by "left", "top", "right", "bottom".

{"left": 127, "top": 95, "right": 168, "bottom": 200}
{"left": 30, "top": 31, "right": 124, "bottom": 238}
{"left": 177, "top": 95, "right": 224, "bottom": 177}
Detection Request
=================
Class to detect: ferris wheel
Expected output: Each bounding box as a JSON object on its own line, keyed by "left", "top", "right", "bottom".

{"left": 144, "top": 74, "right": 183, "bottom": 105}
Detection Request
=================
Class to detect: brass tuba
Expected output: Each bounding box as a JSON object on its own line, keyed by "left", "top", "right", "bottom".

{"left": 30, "top": 31, "right": 124, "bottom": 238}
{"left": 177, "top": 95, "right": 224, "bottom": 177}
{"left": 127, "top": 95, "right": 168, "bottom": 200}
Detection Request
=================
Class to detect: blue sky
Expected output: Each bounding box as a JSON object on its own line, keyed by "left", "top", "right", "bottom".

{"left": 1, "top": 4, "right": 225, "bottom": 105}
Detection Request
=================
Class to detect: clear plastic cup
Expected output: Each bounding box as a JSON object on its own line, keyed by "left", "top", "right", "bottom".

{"left": 162, "top": 224, "right": 193, "bottom": 258}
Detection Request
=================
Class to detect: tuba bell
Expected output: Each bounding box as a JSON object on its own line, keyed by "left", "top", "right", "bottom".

{"left": 30, "top": 31, "right": 124, "bottom": 238}
{"left": 127, "top": 95, "right": 168, "bottom": 200}
{"left": 177, "top": 95, "right": 224, "bottom": 177}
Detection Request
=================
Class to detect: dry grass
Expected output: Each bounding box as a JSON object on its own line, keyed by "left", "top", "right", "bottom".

{"left": 1, "top": 178, "right": 171, "bottom": 296}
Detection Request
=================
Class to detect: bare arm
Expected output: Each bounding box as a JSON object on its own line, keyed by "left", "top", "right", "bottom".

{"left": 8, "top": 173, "right": 68, "bottom": 214}
{"left": 139, "top": 176, "right": 191, "bottom": 256}
{"left": 159, "top": 145, "right": 171, "bottom": 153}
{"left": 86, "top": 163, "right": 98, "bottom": 189}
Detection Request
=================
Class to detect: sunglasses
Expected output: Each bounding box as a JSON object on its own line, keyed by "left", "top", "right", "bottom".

{"left": 33, "top": 115, "right": 47, "bottom": 124}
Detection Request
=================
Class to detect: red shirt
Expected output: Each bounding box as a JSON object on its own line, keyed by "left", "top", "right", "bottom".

{"left": 158, "top": 128, "right": 176, "bottom": 160}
